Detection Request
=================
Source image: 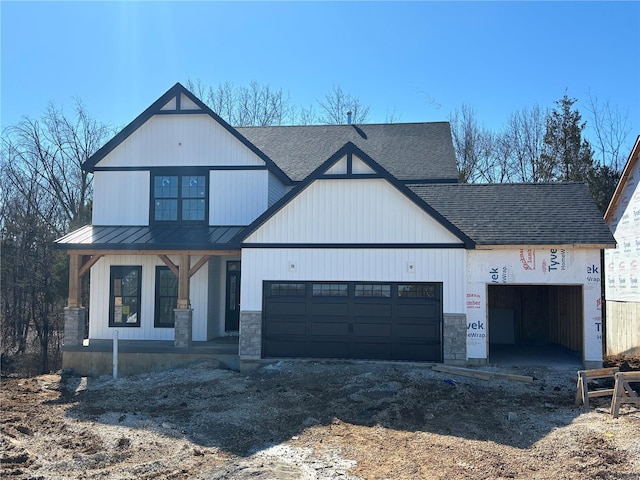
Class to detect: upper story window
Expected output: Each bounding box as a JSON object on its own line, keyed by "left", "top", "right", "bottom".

{"left": 152, "top": 173, "right": 207, "bottom": 223}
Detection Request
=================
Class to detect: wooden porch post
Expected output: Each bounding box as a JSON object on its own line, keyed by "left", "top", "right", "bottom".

{"left": 68, "top": 254, "right": 82, "bottom": 308}
{"left": 177, "top": 254, "right": 190, "bottom": 309}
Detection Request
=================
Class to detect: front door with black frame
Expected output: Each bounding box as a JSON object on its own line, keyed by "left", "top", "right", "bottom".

{"left": 225, "top": 261, "right": 241, "bottom": 331}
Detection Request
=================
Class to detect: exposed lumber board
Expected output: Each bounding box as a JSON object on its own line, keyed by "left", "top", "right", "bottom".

{"left": 177, "top": 254, "right": 190, "bottom": 309}
{"left": 188, "top": 255, "right": 211, "bottom": 278}
{"left": 68, "top": 254, "right": 81, "bottom": 308}
{"left": 432, "top": 365, "right": 492, "bottom": 381}
{"left": 433, "top": 365, "right": 535, "bottom": 383}
{"left": 158, "top": 255, "right": 179, "bottom": 277}
{"left": 78, "top": 255, "right": 104, "bottom": 278}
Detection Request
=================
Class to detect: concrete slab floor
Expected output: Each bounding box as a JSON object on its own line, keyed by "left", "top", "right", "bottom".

{"left": 489, "top": 343, "right": 583, "bottom": 367}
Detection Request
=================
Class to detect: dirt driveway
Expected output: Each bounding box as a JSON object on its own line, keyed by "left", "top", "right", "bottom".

{"left": 2, "top": 360, "right": 639, "bottom": 479}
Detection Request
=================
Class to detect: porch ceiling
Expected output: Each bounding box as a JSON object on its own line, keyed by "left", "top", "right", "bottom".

{"left": 54, "top": 225, "right": 244, "bottom": 251}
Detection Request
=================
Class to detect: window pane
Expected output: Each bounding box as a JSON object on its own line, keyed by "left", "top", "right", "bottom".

{"left": 154, "top": 176, "right": 178, "bottom": 198}
{"left": 312, "top": 284, "right": 348, "bottom": 297}
{"left": 182, "top": 199, "right": 206, "bottom": 221}
{"left": 155, "top": 267, "right": 177, "bottom": 328}
{"left": 110, "top": 266, "right": 141, "bottom": 327}
{"left": 155, "top": 199, "right": 178, "bottom": 221}
{"left": 182, "top": 176, "right": 206, "bottom": 198}
{"left": 355, "top": 284, "right": 391, "bottom": 298}
{"left": 270, "top": 283, "right": 306, "bottom": 296}
{"left": 398, "top": 284, "right": 437, "bottom": 298}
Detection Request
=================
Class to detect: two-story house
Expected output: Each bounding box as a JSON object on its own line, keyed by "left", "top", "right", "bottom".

{"left": 56, "top": 83, "right": 615, "bottom": 375}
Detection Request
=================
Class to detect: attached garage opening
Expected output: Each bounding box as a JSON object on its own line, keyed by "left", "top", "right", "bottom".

{"left": 263, "top": 281, "right": 443, "bottom": 362}
{"left": 488, "top": 285, "right": 583, "bottom": 365}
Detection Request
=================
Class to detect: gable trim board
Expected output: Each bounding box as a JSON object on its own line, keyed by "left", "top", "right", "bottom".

{"left": 82, "top": 83, "right": 292, "bottom": 185}
{"left": 605, "top": 135, "right": 640, "bottom": 224}
{"left": 240, "top": 142, "right": 475, "bottom": 249}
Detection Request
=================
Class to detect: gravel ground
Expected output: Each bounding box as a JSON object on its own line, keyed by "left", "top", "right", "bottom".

{"left": 1, "top": 359, "right": 639, "bottom": 479}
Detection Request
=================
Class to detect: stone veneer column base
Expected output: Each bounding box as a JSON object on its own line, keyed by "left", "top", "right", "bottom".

{"left": 443, "top": 313, "right": 467, "bottom": 366}
{"left": 174, "top": 309, "right": 193, "bottom": 348}
{"left": 63, "top": 307, "right": 86, "bottom": 347}
{"left": 239, "top": 311, "right": 262, "bottom": 361}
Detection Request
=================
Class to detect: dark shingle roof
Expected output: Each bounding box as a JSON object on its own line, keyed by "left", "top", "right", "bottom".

{"left": 237, "top": 122, "right": 458, "bottom": 182}
{"left": 55, "top": 225, "right": 243, "bottom": 250}
{"left": 408, "top": 183, "right": 616, "bottom": 246}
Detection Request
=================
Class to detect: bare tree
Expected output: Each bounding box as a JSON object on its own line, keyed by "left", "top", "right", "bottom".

{"left": 449, "top": 105, "right": 495, "bottom": 183}
{"left": 585, "top": 90, "right": 631, "bottom": 171}
{"left": 500, "top": 105, "right": 547, "bottom": 182}
{"left": 1, "top": 102, "right": 111, "bottom": 373}
{"left": 318, "top": 85, "right": 370, "bottom": 125}
{"left": 187, "top": 79, "right": 295, "bottom": 126}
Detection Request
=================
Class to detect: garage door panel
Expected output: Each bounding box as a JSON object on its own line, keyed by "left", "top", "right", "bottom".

{"left": 353, "top": 323, "right": 392, "bottom": 337}
{"left": 351, "top": 342, "right": 393, "bottom": 360}
{"left": 397, "top": 303, "right": 439, "bottom": 318}
{"left": 309, "top": 341, "right": 349, "bottom": 358}
{"left": 310, "top": 322, "right": 349, "bottom": 336}
{"left": 352, "top": 303, "right": 393, "bottom": 317}
{"left": 263, "top": 281, "right": 442, "bottom": 362}
{"left": 310, "top": 303, "right": 349, "bottom": 316}
{"left": 267, "top": 302, "right": 308, "bottom": 316}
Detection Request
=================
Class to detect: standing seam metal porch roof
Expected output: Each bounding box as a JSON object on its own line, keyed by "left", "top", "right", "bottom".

{"left": 54, "top": 225, "right": 243, "bottom": 250}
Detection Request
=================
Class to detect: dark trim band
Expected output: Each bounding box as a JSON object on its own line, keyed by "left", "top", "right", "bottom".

{"left": 241, "top": 243, "right": 466, "bottom": 249}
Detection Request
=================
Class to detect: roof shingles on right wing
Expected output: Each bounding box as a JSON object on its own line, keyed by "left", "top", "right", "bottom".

{"left": 237, "top": 122, "right": 458, "bottom": 182}
{"left": 408, "top": 182, "right": 616, "bottom": 246}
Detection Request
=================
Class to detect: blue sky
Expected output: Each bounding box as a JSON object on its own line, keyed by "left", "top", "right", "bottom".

{"left": 2, "top": 1, "right": 639, "bottom": 150}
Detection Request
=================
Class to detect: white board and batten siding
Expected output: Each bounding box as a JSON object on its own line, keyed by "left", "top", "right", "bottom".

{"left": 268, "top": 172, "right": 289, "bottom": 207}
{"left": 241, "top": 248, "right": 467, "bottom": 314}
{"left": 95, "top": 114, "right": 265, "bottom": 169}
{"left": 209, "top": 170, "right": 269, "bottom": 225}
{"left": 88, "top": 255, "right": 209, "bottom": 341}
{"left": 244, "top": 179, "right": 464, "bottom": 244}
{"left": 92, "top": 171, "right": 150, "bottom": 225}
{"left": 242, "top": 177, "right": 467, "bottom": 313}
{"left": 466, "top": 248, "right": 604, "bottom": 362}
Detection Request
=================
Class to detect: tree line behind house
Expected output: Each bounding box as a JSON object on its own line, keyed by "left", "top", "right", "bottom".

{"left": 0, "top": 80, "right": 632, "bottom": 375}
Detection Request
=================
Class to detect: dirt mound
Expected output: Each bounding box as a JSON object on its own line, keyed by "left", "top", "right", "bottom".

{"left": 1, "top": 361, "right": 639, "bottom": 479}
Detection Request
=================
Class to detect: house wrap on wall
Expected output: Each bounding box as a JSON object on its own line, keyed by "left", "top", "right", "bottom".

{"left": 55, "top": 83, "right": 615, "bottom": 375}
{"left": 604, "top": 136, "right": 640, "bottom": 356}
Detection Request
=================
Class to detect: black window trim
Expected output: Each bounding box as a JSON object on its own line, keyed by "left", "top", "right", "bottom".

{"left": 154, "top": 265, "right": 178, "bottom": 328}
{"left": 149, "top": 167, "right": 210, "bottom": 225}
{"left": 109, "top": 265, "right": 142, "bottom": 327}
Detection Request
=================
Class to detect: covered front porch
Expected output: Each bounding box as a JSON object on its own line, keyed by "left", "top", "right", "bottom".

{"left": 56, "top": 225, "right": 244, "bottom": 375}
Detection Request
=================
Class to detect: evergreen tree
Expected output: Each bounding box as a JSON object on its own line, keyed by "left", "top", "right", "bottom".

{"left": 541, "top": 95, "right": 595, "bottom": 182}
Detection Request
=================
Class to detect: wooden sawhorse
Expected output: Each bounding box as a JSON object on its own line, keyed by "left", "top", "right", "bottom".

{"left": 575, "top": 367, "right": 619, "bottom": 410}
{"left": 610, "top": 371, "right": 640, "bottom": 418}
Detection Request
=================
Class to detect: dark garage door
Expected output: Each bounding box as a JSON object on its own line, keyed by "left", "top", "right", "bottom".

{"left": 263, "top": 282, "right": 442, "bottom": 361}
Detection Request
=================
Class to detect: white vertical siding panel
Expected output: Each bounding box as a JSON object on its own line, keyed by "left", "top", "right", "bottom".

{"left": 190, "top": 257, "right": 209, "bottom": 341}
{"left": 241, "top": 248, "right": 466, "bottom": 314}
{"left": 92, "top": 171, "right": 150, "bottom": 225}
{"left": 209, "top": 170, "right": 268, "bottom": 225}
{"left": 244, "top": 179, "right": 462, "bottom": 244}
{"left": 97, "top": 115, "right": 265, "bottom": 168}
{"left": 88, "top": 254, "right": 210, "bottom": 341}
{"left": 267, "top": 172, "right": 288, "bottom": 207}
